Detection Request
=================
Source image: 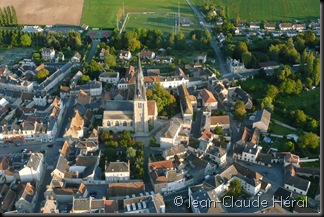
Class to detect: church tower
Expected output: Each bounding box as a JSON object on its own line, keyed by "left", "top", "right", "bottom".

{"left": 133, "top": 56, "right": 149, "bottom": 133}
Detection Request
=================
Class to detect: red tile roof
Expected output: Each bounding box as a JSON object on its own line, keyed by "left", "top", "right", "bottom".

{"left": 201, "top": 88, "right": 217, "bottom": 103}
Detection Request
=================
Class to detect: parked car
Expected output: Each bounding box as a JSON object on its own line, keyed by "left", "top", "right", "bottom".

{"left": 47, "top": 144, "right": 53, "bottom": 147}
{"left": 257, "top": 191, "right": 263, "bottom": 196}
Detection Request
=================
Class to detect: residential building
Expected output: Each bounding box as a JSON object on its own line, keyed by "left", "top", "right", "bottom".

{"left": 15, "top": 182, "right": 37, "bottom": 213}
{"left": 19, "top": 153, "right": 45, "bottom": 185}
{"left": 119, "top": 50, "right": 132, "bottom": 61}
{"left": 210, "top": 115, "right": 230, "bottom": 130}
{"left": 279, "top": 23, "right": 293, "bottom": 31}
{"left": 105, "top": 161, "right": 130, "bottom": 182}
{"left": 199, "top": 88, "right": 218, "bottom": 110}
{"left": 264, "top": 23, "right": 276, "bottom": 30}
{"left": 99, "top": 72, "right": 120, "bottom": 85}
{"left": 252, "top": 109, "right": 271, "bottom": 133}
{"left": 140, "top": 50, "right": 156, "bottom": 60}
{"left": 108, "top": 181, "right": 145, "bottom": 199}
{"left": 227, "top": 57, "right": 245, "bottom": 73}
{"left": 162, "top": 144, "right": 187, "bottom": 160}
{"left": 284, "top": 176, "right": 310, "bottom": 196}
{"left": 197, "top": 53, "right": 207, "bottom": 64}
{"left": 177, "top": 84, "right": 193, "bottom": 120}
{"left": 42, "top": 48, "right": 55, "bottom": 61}
{"left": 249, "top": 22, "right": 260, "bottom": 29}
{"left": 63, "top": 109, "right": 84, "bottom": 140}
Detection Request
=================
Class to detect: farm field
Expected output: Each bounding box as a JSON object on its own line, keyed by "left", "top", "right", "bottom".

{"left": 81, "top": 0, "right": 199, "bottom": 30}
{"left": 191, "top": 0, "right": 320, "bottom": 22}
{"left": 0, "top": 0, "right": 84, "bottom": 25}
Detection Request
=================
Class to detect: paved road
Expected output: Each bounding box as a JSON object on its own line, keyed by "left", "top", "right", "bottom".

{"left": 86, "top": 40, "right": 100, "bottom": 63}
{"left": 186, "top": 0, "right": 230, "bottom": 75}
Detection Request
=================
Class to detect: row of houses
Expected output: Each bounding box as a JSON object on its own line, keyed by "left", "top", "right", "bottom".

{"left": 236, "top": 20, "right": 320, "bottom": 31}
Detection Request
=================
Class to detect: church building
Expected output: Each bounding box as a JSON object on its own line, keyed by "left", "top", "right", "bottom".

{"left": 102, "top": 56, "right": 157, "bottom": 133}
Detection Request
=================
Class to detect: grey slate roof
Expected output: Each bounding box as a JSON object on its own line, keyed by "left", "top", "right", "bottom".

{"left": 285, "top": 176, "right": 310, "bottom": 192}
{"left": 105, "top": 100, "right": 134, "bottom": 111}
{"left": 106, "top": 161, "right": 129, "bottom": 173}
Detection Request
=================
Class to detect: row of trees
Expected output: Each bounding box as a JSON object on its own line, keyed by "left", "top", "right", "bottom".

{"left": 0, "top": 6, "right": 18, "bottom": 26}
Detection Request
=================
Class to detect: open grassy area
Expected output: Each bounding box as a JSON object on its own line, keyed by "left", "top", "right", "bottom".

{"left": 81, "top": 0, "right": 199, "bottom": 31}
{"left": 191, "top": 0, "right": 319, "bottom": 22}
{"left": 125, "top": 13, "right": 175, "bottom": 34}
{"left": 237, "top": 78, "right": 268, "bottom": 100}
{"left": 268, "top": 122, "right": 295, "bottom": 135}
{"left": 276, "top": 87, "right": 320, "bottom": 120}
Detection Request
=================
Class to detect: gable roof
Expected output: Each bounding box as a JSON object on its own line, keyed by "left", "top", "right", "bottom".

{"left": 106, "top": 161, "right": 129, "bottom": 173}
{"left": 210, "top": 115, "right": 230, "bottom": 126}
{"left": 201, "top": 88, "right": 217, "bottom": 104}
{"left": 108, "top": 182, "right": 145, "bottom": 197}
{"left": 149, "top": 160, "right": 173, "bottom": 170}
{"left": 285, "top": 176, "right": 310, "bottom": 192}
{"left": 147, "top": 100, "right": 157, "bottom": 116}
{"left": 26, "top": 153, "right": 43, "bottom": 171}
{"left": 254, "top": 109, "right": 271, "bottom": 126}
{"left": 105, "top": 200, "right": 119, "bottom": 213}
{"left": 177, "top": 84, "right": 193, "bottom": 115}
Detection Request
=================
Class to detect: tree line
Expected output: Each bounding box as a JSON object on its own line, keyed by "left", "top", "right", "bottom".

{"left": 0, "top": 6, "right": 18, "bottom": 26}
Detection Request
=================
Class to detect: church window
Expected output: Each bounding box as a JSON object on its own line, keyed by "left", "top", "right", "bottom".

{"left": 115, "top": 121, "right": 120, "bottom": 126}
{"left": 138, "top": 103, "right": 142, "bottom": 108}
{"left": 107, "top": 121, "right": 111, "bottom": 126}
{"left": 130, "top": 121, "right": 133, "bottom": 126}
{"left": 123, "top": 121, "right": 127, "bottom": 126}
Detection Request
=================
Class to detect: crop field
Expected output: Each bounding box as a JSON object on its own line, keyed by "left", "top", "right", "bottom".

{"left": 81, "top": 0, "right": 199, "bottom": 30}
{"left": 0, "top": 0, "right": 84, "bottom": 26}
{"left": 191, "top": 0, "right": 320, "bottom": 22}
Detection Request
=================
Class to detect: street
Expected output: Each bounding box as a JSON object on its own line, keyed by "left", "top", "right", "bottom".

{"left": 186, "top": 0, "right": 230, "bottom": 75}
{"left": 86, "top": 40, "right": 100, "bottom": 63}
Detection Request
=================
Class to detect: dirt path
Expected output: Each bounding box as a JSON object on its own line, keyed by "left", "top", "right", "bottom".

{"left": 0, "top": 0, "right": 84, "bottom": 26}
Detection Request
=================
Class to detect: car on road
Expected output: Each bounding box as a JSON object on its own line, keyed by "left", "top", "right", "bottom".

{"left": 15, "top": 143, "right": 21, "bottom": 146}
{"left": 47, "top": 144, "right": 53, "bottom": 147}
{"left": 22, "top": 148, "right": 28, "bottom": 153}
{"left": 89, "top": 191, "right": 97, "bottom": 197}
{"left": 257, "top": 191, "right": 263, "bottom": 196}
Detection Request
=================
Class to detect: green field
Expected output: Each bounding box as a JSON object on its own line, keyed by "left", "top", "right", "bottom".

{"left": 81, "top": 0, "right": 199, "bottom": 30}
{"left": 125, "top": 13, "right": 175, "bottom": 34}
{"left": 191, "top": 0, "right": 319, "bottom": 22}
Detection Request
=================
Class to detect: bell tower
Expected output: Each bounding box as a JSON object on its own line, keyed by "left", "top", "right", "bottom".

{"left": 133, "top": 56, "right": 149, "bottom": 133}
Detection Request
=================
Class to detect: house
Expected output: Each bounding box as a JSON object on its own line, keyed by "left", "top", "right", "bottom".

{"left": 185, "top": 153, "right": 216, "bottom": 180}
{"left": 264, "top": 23, "right": 276, "bottom": 30}
{"left": 206, "top": 145, "right": 227, "bottom": 166}
{"left": 71, "top": 196, "right": 106, "bottom": 213}
{"left": 234, "top": 28, "right": 240, "bottom": 35}
{"left": 148, "top": 160, "right": 190, "bottom": 193}
{"left": 197, "top": 53, "right": 207, "bottom": 64}
{"left": 63, "top": 109, "right": 84, "bottom": 140}
{"left": 42, "top": 48, "right": 55, "bottom": 61}
{"left": 279, "top": 23, "right": 293, "bottom": 31}
{"left": 56, "top": 52, "right": 65, "bottom": 62}
{"left": 99, "top": 48, "right": 107, "bottom": 60}
{"left": 210, "top": 115, "right": 230, "bottom": 130}
{"left": 179, "top": 17, "right": 191, "bottom": 26}
{"left": 76, "top": 90, "right": 91, "bottom": 105}
{"left": 237, "top": 20, "right": 246, "bottom": 27}
{"left": 105, "top": 161, "right": 130, "bottom": 182}
{"left": 119, "top": 50, "right": 132, "bottom": 61}
{"left": 228, "top": 87, "right": 253, "bottom": 110}
{"left": 293, "top": 24, "right": 306, "bottom": 31}
{"left": 108, "top": 181, "right": 145, "bottom": 199}
{"left": 284, "top": 154, "right": 300, "bottom": 168}
{"left": 15, "top": 182, "right": 37, "bottom": 213}
{"left": 140, "top": 50, "right": 156, "bottom": 60}
{"left": 122, "top": 193, "right": 165, "bottom": 213}
{"left": 188, "top": 184, "right": 226, "bottom": 213}
{"left": 71, "top": 52, "right": 81, "bottom": 63}
{"left": 19, "top": 152, "right": 45, "bottom": 185}
{"left": 177, "top": 84, "right": 193, "bottom": 120}
{"left": 0, "top": 189, "right": 17, "bottom": 213}
{"left": 252, "top": 109, "right": 271, "bottom": 133}
{"left": 99, "top": 72, "right": 120, "bottom": 85}
{"left": 159, "top": 118, "right": 191, "bottom": 149}
{"left": 162, "top": 144, "right": 186, "bottom": 160}
{"left": 249, "top": 22, "right": 260, "bottom": 29}
{"left": 41, "top": 199, "right": 59, "bottom": 213}
{"left": 227, "top": 57, "right": 245, "bottom": 73}
{"left": 199, "top": 88, "right": 218, "bottom": 110}
{"left": 284, "top": 176, "right": 310, "bottom": 196}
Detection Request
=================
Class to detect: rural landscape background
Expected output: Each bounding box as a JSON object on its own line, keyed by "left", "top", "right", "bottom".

{"left": 0, "top": 0, "right": 320, "bottom": 28}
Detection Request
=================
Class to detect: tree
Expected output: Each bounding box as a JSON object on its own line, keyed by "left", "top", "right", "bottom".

{"left": 242, "top": 51, "right": 252, "bottom": 66}
{"left": 283, "top": 141, "right": 295, "bottom": 152}
{"left": 36, "top": 68, "right": 50, "bottom": 82}
{"left": 126, "top": 147, "right": 137, "bottom": 162}
{"left": 128, "top": 38, "right": 141, "bottom": 52}
{"left": 211, "top": 110, "right": 226, "bottom": 116}
{"left": 229, "top": 179, "right": 242, "bottom": 195}
{"left": 10, "top": 6, "right": 18, "bottom": 25}
{"left": 214, "top": 126, "right": 223, "bottom": 135}
{"left": 280, "top": 79, "right": 296, "bottom": 95}
{"left": 312, "top": 57, "right": 320, "bottom": 86}
{"left": 306, "top": 52, "right": 314, "bottom": 76}
{"left": 80, "top": 75, "right": 90, "bottom": 84}
{"left": 20, "top": 33, "right": 32, "bottom": 47}
{"left": 10, "top": 33, "right": 18, "bottom": 47}
{"left": 277, "top": 65, "right": 293, "bottom": 82}
{"left": 233, "top": 42, "right": 248, "bottom": 60}
{"left": 146, "top": 83, "right": 177, "bottom": 117}
{"left": 233, "top": 101, "right": 246, "bottom": 120}
{"left": 149, "top": 137, "right": 157, "bottom": 146}
{"left": 306, "top": 119, "right": 318, "bottom": 132}
{"left": 298, "top": 133, "right": 319, "bottom": 149}
{"left": 104, "top": 53, "right": 117, "bottom": 67}
{"left": 265, "top": 85, "right": 279, "bottom": 99}
{"left": 291, "top": 109, "right": 307, "bottom": 126}
{"left": 105, "top": 148, "right": 118, "bottom": 162}
{"left": 261, "top": 97, "right": 274, "bottom": 112}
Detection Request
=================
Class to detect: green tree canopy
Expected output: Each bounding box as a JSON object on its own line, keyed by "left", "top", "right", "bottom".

{"left": 298, "top": 132, "right": 319, "bottom": 149}
{"left": 36, "top": 68, "right": 50, "bottom": 83}
{"left": 20, "top": 34, "right": 32, "bottom": 47}
{"left": 229, "top": 179, "right": 242, "bottom": 195}
{"left": 233, "top": 101, "right": 247, "bottom": 120}
{"left": 214, "top": 126, "right": 223, "bottom": 135}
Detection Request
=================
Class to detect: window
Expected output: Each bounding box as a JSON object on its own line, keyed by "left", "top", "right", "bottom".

{"left": 107, "top": 121, "right": 111, "bottom": 126}
{"left": 138, "top": 103, "right": 142, "bottom": 108}
{"left": 115, "top": 121, "right": 120, "bottom": 126}
{"left": 123, "top": 121, "right": 127, "bottom": 126}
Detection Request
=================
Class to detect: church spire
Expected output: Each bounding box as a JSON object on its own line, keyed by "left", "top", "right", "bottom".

{"left": 135, "top": 55, "right": 147, "bottom": 101}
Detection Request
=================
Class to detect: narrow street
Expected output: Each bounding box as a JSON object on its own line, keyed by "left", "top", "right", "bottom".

{"left": 86, "top": 40, "right": 100, "bottom": 63}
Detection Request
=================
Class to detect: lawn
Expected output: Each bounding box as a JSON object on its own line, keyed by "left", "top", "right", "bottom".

{"left": 191, "top": 0, "right": 319, "bottom": 22}
{"left": 237, "top": 78, "right": 268, "bottom": 100}
{"left": 81, "top": 0, "right": 199, "bottom": 31}
{"left": 276, "top": 87, "right": 320, "bottom": 120}
{"left": 125, "top": 13, "right": 175, "bottom": 35}
{"left": 268, "top": 122, "right": 295, "bottom": 135}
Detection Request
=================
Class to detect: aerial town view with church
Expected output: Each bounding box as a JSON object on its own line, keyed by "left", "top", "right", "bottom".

{"left": 0, "top": 0, "right": 321, "bottom": 214}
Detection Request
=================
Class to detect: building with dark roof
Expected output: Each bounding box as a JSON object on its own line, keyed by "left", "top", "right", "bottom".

{"left": 253, "top": 109, "right": 271, "bottom": 133}
{"left": 105, "top": 161, "right": 130, "bottom": 182}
